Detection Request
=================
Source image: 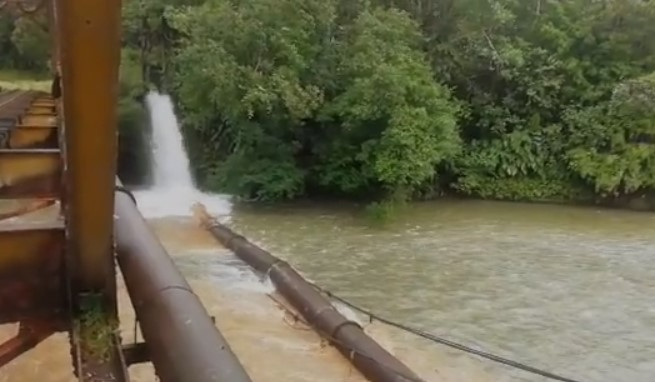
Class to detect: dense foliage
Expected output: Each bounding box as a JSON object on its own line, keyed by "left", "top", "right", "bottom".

{"left": 4, "top": 0, "right": 655, "bottom": 207}
{"left": 167, "top": 1, "right": 460, "bottom": 200}
{"left": 0, "top": 9, "right": 49, "bottom": 72}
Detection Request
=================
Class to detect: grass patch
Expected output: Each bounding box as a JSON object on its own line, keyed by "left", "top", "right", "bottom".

{"left": 74, "top": 294, "right": 117, "bottom": 362}
{"left": 0, "top": 69, "right": 50, "bottom": 92}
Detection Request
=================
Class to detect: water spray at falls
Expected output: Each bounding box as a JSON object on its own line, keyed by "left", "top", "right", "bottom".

{"left": 132, "top": 91, "right": 231, "bottom": 219}
{"left": 147, "top": 92, "right": 196, "bottom": 191}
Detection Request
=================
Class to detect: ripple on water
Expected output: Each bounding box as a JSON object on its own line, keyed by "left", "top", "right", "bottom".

{"left": 227, "top": 199, "right": 655, "bottom": 382}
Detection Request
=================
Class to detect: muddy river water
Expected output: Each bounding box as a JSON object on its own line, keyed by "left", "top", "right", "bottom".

{"left": 226, "top": 199, "right": 655, "bottom": 382}
{"left": 1, "top": 198, "right": 654, "bottom": 382}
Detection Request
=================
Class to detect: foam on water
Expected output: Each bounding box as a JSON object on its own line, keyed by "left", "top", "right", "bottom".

{"left": 133, "top": 187, "right": 232, "bottom": 220}
{"left": 200, "top": 252, "right": 276, "bottom": 294}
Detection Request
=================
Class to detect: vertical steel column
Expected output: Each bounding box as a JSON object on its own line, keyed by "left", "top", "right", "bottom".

{"left": 56, "top": 0, "right": 122, "bottom": 295}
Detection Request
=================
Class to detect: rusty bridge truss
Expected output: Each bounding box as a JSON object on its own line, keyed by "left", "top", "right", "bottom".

{"left": 0, "top": 1, "right": 252, "bottom": 381}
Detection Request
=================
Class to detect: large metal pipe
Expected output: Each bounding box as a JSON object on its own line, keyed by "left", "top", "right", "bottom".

{"left": 193, "top": 204, "right": 422, "bottom": 382}
{"left": 113, "top": 181, "right": 252, "bottom": 382}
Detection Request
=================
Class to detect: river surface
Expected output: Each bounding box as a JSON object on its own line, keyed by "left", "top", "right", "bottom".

{"left": 220, "top": 199, "right": 655, "bottom": 382}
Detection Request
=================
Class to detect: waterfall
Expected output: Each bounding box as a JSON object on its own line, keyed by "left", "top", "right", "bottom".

{"left": 132, "top": 91, "right": 231, "bottom": 219}
{"left": 146, "top": 91, "right": 196, "bottom": 191}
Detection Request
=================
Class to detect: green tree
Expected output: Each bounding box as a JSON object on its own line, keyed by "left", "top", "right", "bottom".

{"left": 0, "top": 12, "right": 18, "bottom": 68}
{"left": 10, "top": 13, "right": 50, "bottom": 72}
{"left": 566, "top": 73, "right": 655, "bottom": 196}
{"left": 167, "top": 0, "right": 459, "bottom": 201}
{"left": 168, "top": 0, "right": 332, "bottom": 200}
{"left": 109, "top": 0, "right": 655, "bottom": 207}
{"left": 317, "top": 8, "right": 460, "bottom": 198}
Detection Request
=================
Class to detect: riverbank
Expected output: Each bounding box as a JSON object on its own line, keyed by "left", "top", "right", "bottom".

{"left": 224, "top": 191, "right": 655, "bottom": 230}
{"left": 460, "top": 191, "right": 655, "bottom": 214}
{"left": 447, "top": 192, "right": 655, "bottom": 214}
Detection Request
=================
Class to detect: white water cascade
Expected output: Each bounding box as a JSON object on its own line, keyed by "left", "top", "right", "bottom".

{"left": 133, "top": 91, "right": 232, "bottom": 219}
{"left": 148, "top": 91, "right": 195, "bottom": 190}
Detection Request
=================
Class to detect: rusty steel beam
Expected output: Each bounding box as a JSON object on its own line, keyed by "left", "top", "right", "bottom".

{"left": 113, "top": 180, "right": 253, "bottom": 382}
{"left": 0, "top": 321, "right": 57, "bottom": 367}
{"left": 193, "top": 204, "right": 422, "bottom": 382}
{"left": 0, "top": 199, "right": 56, "bottom": 221}
{"left": 19, "top": 114, "right": 57, "bottom": 127}
{"left": 6, "top": 96, "right": 57, "bottom": 150}
{"left": 0, "top": 91, "right": 39, "bottom": 130}
{"left": 55, "top": 0, "right": 121, "bottom": 294}
{"left": 0, "top": 221, "right": 66, "bottom": 325}
{"left": 6, "top": 125, "right": 58, "bottom": 149}
{"left": 0, "top": 148, "right": 61, "bottom": 199}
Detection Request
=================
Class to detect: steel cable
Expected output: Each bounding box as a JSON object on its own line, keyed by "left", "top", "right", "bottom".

{"left": 312, "top": 284, "right": 592, "bottom": 382}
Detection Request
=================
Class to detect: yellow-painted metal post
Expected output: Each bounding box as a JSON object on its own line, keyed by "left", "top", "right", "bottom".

{"left": 55, "top": 0, "right": 122, "bottom": 294}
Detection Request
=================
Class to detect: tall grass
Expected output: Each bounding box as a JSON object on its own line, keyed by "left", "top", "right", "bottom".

{"left": 0, "top": 69, "right": 50, "bottom": 92}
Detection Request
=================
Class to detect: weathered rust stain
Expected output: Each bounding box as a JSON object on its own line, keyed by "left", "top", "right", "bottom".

{"left": 0, "top": 320, "right": 58, "bottom": 368}
{"left": 20, "top": 115, "right": 57, "bottom": 126}
{"left": 8, "top": 126, "right": 58, "bottom": 149}
{"left": 0, "top": 199, "right": 56, "bottom": 221}
{"left": 24, "top": 108, "right": 55, "bottom": 116}
{"left": 0, "top": 222, "right": 65, "bottom": 325}
{"left": 0, "top": 150, "right": 61, "bottom": 198}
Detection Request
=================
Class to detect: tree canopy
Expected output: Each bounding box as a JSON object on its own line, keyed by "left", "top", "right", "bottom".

{"left": 5, "top": 0, "right": 655, "bottom": 207}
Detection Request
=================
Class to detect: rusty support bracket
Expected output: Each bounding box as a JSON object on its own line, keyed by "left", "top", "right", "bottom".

{"left": 0, "top": 321, "right": 55, "bottom": 367}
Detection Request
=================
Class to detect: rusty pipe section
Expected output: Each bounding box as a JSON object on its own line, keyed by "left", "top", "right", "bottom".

{"left": 113, "top": 181, "right": 252, "bottom": 382}
{"left": 193, "top": 204, "right": 422, "bottom": 382}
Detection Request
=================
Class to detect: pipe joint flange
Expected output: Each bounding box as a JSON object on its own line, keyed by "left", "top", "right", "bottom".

{"left": 328, "top": 319, "right": 362, "bottom": 339}
{"left": 311, "top": 305, "right": 363, "bottom": 336}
